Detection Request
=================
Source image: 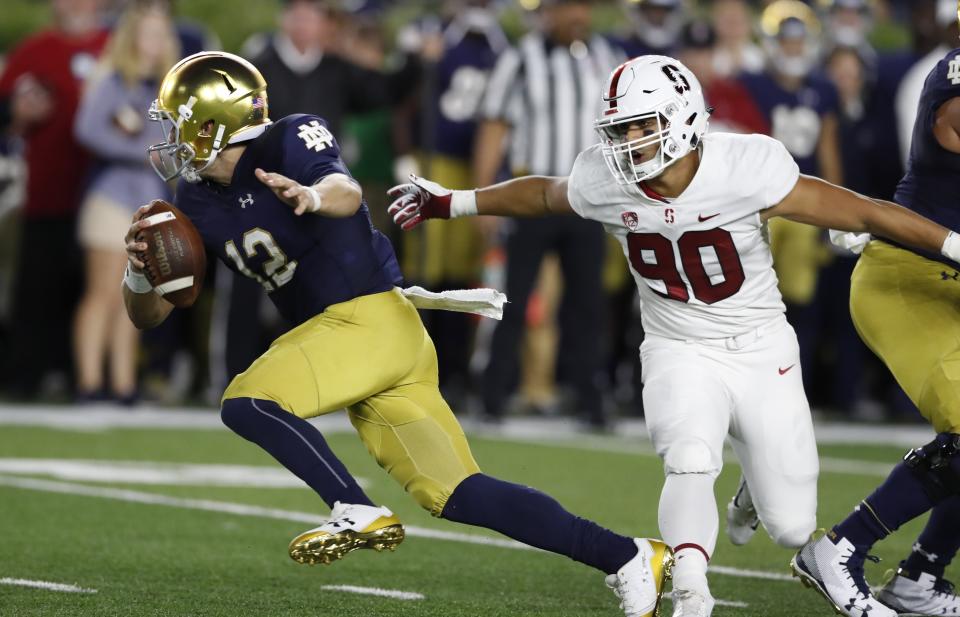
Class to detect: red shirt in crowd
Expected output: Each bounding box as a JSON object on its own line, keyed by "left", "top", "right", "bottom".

{"left": 0, "top": 28, "right": 109, "bottom": 219}
{"left": 706, "top": 78, "right": 770, "bottom": 136}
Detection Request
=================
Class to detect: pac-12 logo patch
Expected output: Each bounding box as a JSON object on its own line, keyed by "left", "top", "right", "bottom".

{"left": 621, "top": 211, "right": 639, "bottom": 231}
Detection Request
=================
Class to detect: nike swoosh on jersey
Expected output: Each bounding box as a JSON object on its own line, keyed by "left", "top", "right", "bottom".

{"left": 778, "top": 365, "right": 796, "bottom": 375}
{"left": 698, "top": 213, "right": 719, "bottom": 222}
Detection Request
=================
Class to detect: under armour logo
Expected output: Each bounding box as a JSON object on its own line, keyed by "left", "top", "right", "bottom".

{"left": 239, "top": 193, "right": 254, "bottom": 209}
{"left": 912, "top": 542, "right": 939, "bottom": 563}
{"left": 844, "top": 599, "right": 872, "bottom": 612}
{"left": 297, "top": 120, "right": 335, "bottom": 152}
{"left": 329, "top": 517, "right": 356, "bottom": 529}
{"left": 941, "top": 271, "right": 959, "bottom": 281}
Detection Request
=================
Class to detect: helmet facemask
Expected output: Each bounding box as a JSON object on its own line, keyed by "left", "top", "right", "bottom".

{"left": 148, "top": 99, "right": 222, "bottom": 184}
{"left": 597, "top": 101, "right": 690, "bottom": 185}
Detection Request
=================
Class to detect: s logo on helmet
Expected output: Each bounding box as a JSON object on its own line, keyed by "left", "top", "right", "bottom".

{"left": 661, "top": 65, "right": 691, "bottom": 95}
{"left": 621, "top": 211, "right": 639, "bottom": 231}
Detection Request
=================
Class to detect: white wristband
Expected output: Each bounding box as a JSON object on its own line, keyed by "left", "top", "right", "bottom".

{"left": 942, "top": 231, "right": 960, "bottom": 263}
{"left": 449, "top": 190, "right": 478, "bottom": 218}
{"left": 123, "top": 262, "right": 153, "bottom": 294}
{"left": 306, "top": 186, "right": 322, "bottom": 213}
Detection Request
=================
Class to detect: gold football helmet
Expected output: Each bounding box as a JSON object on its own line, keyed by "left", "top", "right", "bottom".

{"left": 148, "top": 51, "right": 270, "bottom": 182}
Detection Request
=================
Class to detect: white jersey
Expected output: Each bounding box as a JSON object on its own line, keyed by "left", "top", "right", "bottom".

{"left": 567, "top": 132, "right": 800, "bottom": 340}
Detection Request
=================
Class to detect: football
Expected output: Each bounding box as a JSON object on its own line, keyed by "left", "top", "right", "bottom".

{"left": 135, "top": 199, "right": 206, "bottom": 308}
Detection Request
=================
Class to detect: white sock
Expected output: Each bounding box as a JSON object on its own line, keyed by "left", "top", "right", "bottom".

{"left": 658, "top": 473, "right": 718, "bottom": 594}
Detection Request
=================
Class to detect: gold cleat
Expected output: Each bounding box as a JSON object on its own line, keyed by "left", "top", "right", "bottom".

{"left": 606, "top": 538, "right": 675, "bottom": 617}
{"left": 648, "top": 540, "right": 675, "bottom": 617}
{"left": 288, "top": 502, "right": 405, "bottom": 565}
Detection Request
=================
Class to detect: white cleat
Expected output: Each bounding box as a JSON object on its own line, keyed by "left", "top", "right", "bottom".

{"left": 876, "top": 568, "right": 960, "bottom": 616}
{"left": 288, "top": 501, "right": 404, "bottom": 565}
{"left": 670, "top": 588, "right": 715, "bottom": 617}
{"left": 791, "top": 532, "right": 897, "bottom": 617}
{"left": 605, "top": 538, "right": 674, "bottom": 617}
{"left": 726, "top": 476, "right": 759, "bottom": 546}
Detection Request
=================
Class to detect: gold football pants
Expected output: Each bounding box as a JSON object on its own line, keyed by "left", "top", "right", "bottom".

{"left": 850, "top": 241, "right": 960, "bottom": 433}
{"left": 222, "top": 288, "right": 481, "bottom": 515}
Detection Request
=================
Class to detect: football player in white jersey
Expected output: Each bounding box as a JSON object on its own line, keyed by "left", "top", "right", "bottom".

{"left": 387, "top": 55, "right": 960, "bottom": 617}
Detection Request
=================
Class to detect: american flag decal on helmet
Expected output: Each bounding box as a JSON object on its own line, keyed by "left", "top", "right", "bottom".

{"left": 251, "top": 95, "right": 264, "bottom": 109}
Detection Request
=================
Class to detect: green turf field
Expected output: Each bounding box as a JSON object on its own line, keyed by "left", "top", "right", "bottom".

{"left": 0, "top": 414, "right": 954, "bottom": 617}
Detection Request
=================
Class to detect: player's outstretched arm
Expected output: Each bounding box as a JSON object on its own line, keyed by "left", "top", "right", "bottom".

{"left": 122, "top": 205, "right": 174, "bottom": 330}
{"left": 387, "top": 175, "right": 572, "bottom": 231}
{"left": 762, "top": 175, "right": 958, "bottom": 261}
{"left": 255, "top": 168, "right": 362, "bottom": 217}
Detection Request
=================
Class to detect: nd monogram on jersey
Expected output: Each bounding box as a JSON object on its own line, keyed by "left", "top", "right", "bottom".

{"left": 568, "top": 132, "right": 800, "bottom": 340}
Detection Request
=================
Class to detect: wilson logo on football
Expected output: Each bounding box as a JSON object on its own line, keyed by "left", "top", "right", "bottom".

{"left": 153, "top": 231, "right": 173, "bottom": 276}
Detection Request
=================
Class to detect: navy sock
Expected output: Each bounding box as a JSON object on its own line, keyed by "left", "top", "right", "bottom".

{"left": 221, "top": 397, "right": 373, "bottom": 508}
{"left": 901, "top": 495, "right": 960, "bottom": 580}
{"left": 440, "top": 473, "right": 638, "bottom": 575}
{"left": 834, "top": 461, "right": 937, "bottom": 551}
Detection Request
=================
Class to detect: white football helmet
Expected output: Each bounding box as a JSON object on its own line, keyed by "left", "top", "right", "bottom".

{"left": 595, "top": 55, "right": 709, "bottom": 185}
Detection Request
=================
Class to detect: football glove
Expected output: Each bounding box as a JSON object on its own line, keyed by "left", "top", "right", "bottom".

{"left": 387, "top": 175, "right": 476, "bottom": 231}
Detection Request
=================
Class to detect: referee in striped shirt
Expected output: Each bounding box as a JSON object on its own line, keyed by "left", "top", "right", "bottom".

{"left": 473, "top": 0, "right": 622, "bottom": 427}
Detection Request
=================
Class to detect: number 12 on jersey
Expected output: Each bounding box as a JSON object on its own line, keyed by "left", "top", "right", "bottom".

{"left": 225, "top": 228, "right": 298, "bottom": 292}
{"left": 627, "top": 228, "right": 745, "bottom": 304}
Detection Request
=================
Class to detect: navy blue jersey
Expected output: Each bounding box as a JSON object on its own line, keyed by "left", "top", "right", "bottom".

{"left": 175, "top": 114, "right": 402, "bottom": 327}
{"left": 740, "top": 72, "right": 840, "bottom": 175}
{"left": 894, "top": 48, "right": 960, "bottom": 263}
{"left": 428, "top": 31, "right": 501, "bottom": 160}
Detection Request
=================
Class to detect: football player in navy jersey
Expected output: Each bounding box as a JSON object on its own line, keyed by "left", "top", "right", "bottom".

{"left": 120, "top": 52, "right": 671, "bottom": 617}
{"left": 791, "top": 25, "right": 960, "bottom": 617}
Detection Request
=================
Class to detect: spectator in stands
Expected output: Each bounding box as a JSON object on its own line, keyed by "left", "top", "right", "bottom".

{"left": 677, "top": 20, "right": 769, "bottom": 135}
{"left": 741, "top": 0, "right": 844, "bottom": 402}
{"left": 618, "top": 0, "right": 684, "bottom": 58}
{"left": 475, "top": 0, "right": 621, "bottom": 428}
{"left": 72, "top": 0, "right": 179, "bottom": 404}
{"left": 711, "top": 0, "right": 764, "bottom": 77}
{"left": 0, "top": 0, "right": 109, "bottom": 399}
{"left": 821, "top": 0, "right": 874, "bottom": 51}
{"left": 816, "top": 46, "right": 880, "bottom": 415}
{"left": 393, "top": 0, "right": 508, "bottom": 408}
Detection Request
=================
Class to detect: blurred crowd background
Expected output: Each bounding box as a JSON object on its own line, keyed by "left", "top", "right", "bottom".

{"left": 0, "top": 0, "right": 954, "bottom": 430}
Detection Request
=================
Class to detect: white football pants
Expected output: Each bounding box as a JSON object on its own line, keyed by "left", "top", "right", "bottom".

{"left": 641, "top": 315, "right": 819, "bottom": 563}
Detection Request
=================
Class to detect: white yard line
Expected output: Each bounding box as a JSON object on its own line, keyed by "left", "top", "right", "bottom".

{"left": 0, "top": 458, "right": 367, "bottom": 489}
{"left": 663, "top": 591, "right": 749, "bottom": 608}
{"left": 0, "top": 577, "right": 97, "bottom": 594}
{"left": 320, "top": 584, "right": 424, "bottom": 601}
{"left": 0, "top": 474, "right": 796, "bottom": 587}
{"left": 708, "top": 565, "right": 793, "bottom": 582}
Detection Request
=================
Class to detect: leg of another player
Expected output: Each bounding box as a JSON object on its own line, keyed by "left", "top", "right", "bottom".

{"left": 899, "top": 495, "right": 960, "bottom": 580}
{"left": 441, "top": 473, "right": 641, "bottom": 574}
{"left": 793, "top": 435, "right": 960, "bottom": 617}
{"left": 875, "top": 452, "right": 960, "bottom": 614}
{"left": 220, "top": 397, "right": 372, "bottom": 507}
